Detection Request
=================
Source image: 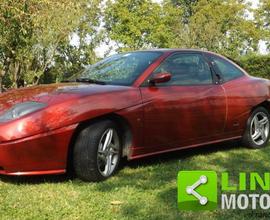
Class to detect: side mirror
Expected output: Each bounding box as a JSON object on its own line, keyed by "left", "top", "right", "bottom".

{"left": 149, "top": 72, "right": 171, "bottom": 85}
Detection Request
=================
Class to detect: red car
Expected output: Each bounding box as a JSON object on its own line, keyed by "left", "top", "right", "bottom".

{"left": 0, "top": 49, "right": 269, "bottom": 181}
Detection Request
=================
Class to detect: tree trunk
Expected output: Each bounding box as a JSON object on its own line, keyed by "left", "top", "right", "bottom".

{"left": 13, "top": 62, "right": 20, "bottom": 89}
{"left": 0, "top": 76, "right": 2, "bottom": 93}
{"left": 0, "top": 69, "right": 5, "bottom": 93}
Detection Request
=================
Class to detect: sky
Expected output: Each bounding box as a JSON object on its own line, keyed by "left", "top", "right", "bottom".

{"left": 71, "top": 0, "right": 268, "bottom": 57}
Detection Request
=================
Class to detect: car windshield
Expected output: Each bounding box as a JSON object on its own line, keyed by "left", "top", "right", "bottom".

{"left": 79, "top": 51, "right": 163, "bottom": 86}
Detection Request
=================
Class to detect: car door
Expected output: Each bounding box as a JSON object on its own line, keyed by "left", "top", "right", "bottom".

{"left": 205, "top": 53, "right": 254, "bottom": 136}
{"left": 139, "top": 52, "right": 227, "bottom": 154}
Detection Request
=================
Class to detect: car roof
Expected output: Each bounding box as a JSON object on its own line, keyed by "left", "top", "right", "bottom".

{"left": 131, "top": 48, "right": 226, "bottom": 60}
{"left": 133, "top": 48, "right": 210, "bottom": 53}
{"left": 131, "top": 48, "right": 249, "bottom": 76}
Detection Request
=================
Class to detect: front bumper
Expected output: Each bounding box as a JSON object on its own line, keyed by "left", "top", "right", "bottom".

{"left": 0, "top": 124, "right": 77, "bottom": 176}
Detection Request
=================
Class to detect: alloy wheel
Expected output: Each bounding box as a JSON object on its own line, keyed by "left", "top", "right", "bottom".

{"left": 97, "top": 128, "right": 120, "bottom": 177}
{"left": 250, "top": 112, "right": 270, "bottom": 146}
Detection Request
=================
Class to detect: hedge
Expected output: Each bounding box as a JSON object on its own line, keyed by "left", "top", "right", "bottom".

{"left": 237, "top": 55, "right": 270, "bottom": 79}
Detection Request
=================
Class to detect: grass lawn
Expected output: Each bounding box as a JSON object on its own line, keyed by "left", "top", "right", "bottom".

{"left": 1, "top": 141, "right": 270, "bottom": 220}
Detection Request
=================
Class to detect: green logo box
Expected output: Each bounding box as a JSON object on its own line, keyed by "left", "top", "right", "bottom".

{"left": 178, "top": 171, "right": 217, "bottom": 211}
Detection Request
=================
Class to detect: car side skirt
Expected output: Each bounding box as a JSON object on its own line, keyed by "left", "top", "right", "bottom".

{"left": 0, "top": 169, "right": 66, "bottom": 176}
{"left": 129, "top": 136, "right": 242, "bottom": 160}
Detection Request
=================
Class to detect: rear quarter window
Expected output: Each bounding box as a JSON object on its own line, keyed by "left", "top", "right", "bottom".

{"left": 208, "top": 55, "right": 244, "bottom": 82}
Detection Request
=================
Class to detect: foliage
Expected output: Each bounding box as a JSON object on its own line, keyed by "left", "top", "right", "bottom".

{"left": 170, "top": 0, "right": 198, "bottom": 24}
{"left": 104, "top": 0, "right": 182, "bottom": 51}
{"left": 0, "top": 0, "right": 101, "bottom": 90}
{"left": 104, "top": 0, "right": 261, "bottom": 57}
{"left": 238, "top": 54, "right": 270, "bottom": 79}
{"left": 256, "top": 0, "right": 270, "bottom": 48}
{"left": 180, "top": 0, "right": 261, "bottom": 58}
{"left": 0, "top": 0, "right": 269, "bottom": 91}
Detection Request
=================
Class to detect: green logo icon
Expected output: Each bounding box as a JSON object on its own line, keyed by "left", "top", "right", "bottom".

{"left": 178, "top": 171, "right": 217, "bottom": 211}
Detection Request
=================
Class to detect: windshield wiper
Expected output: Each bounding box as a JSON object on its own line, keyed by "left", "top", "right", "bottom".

{"left": 75, "top": 78, "right": 107, "bottom": 85}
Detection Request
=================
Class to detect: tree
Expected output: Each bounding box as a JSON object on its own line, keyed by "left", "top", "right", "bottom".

{"left": 104, "top": 0, "right": 182, "bottom": 51}
{"left": 0, "top": 0, "right": 102, "bottom": 91}
{"left": 104, "top": 0, "right": 260, "bottom": 58}
{"left": 178, "top": 0, "right": 261, "bottom": 57}
{"left": 170, "top": 0, "right": 198, "bottom": 24}
{"left": 39, "top": 0, "right": 102, "bottom": 83}
{"left": 256, "top": 0, "right": 270, "bottom": 49}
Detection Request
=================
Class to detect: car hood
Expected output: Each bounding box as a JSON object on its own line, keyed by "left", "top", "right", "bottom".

{"left": 0, "top": 83, "right": 142, "bottom": 142}
{"left": 0, "top": 83, "right": 139, "bottom": 113}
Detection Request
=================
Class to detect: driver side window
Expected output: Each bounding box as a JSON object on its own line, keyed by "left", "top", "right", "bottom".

{"left": 152, "top": 53, "right": 213, "bottom": 86}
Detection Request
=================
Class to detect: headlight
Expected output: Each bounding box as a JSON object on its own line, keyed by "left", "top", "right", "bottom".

{"left": 0, "top": 101, "right": 47, "bottom": 123}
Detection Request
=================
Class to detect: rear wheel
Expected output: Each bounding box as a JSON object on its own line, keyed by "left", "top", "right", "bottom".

{"left": 242, "top": 107, "right": 270, "bottom": 149}
{"left": 73, "top": 120, "right": 121, "bottom": 182}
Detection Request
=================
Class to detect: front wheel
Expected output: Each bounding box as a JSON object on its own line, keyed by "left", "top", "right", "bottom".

{"left": 73, "top": 120, "right": 121, "bottom": 182}
{"left": 242, "top": 107, "right": 270, "bottom": 149}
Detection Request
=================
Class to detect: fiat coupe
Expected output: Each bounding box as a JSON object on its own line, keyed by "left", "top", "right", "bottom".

{"left": 0, "top": 49, "right": 269, "bottom": 181}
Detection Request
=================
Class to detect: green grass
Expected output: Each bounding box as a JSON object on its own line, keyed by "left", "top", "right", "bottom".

{"left": 1, "top": 141, "right": 270, "bottom": 220}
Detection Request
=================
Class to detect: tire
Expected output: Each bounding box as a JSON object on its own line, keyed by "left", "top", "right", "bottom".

{"left": 242, "top": 106, "right": 270, "bottom": 149}
{"left": 73, "top": 120, "right": 121, "bottom": 182}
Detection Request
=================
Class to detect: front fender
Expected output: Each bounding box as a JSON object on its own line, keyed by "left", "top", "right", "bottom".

{"left": 0, "top": 88, "right": 141, "bottom": 142}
